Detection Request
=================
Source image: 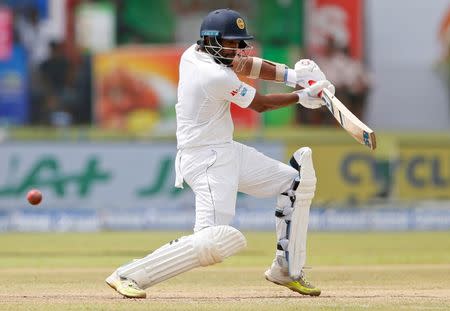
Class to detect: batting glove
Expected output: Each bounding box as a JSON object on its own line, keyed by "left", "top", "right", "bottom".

{"left": 294, "top": 80, "right": 335, "bottom": 109}
{"left": 294, "top": 59, "right": 326, "bottom": 88}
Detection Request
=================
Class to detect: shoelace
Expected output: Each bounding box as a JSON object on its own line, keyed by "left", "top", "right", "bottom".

{"left": 127, "top": 281, "right": 140, "bottom": 289}
{"left": 121, "top": 278, "right": 141, "bottom": 290}
{"left": 299, "top": 272, "right": 313, "bottom": 287}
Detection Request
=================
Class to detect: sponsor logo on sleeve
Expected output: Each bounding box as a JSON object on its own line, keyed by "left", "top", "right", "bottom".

{"left": 230, "top": 84, "right": 245, "bottom": 97}
{"left": 240, "top": 87, "right": 248, "bottom": 96}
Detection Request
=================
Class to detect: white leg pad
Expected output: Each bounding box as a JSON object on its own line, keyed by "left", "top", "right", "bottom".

{"left": 116, "top": 225, "right": 246, "bottom": 289}
{"left": 276, "top": 147, "right": 316, "bottom": 280}
{"left": 289, "top": 147, "right": 316, "bottom": 279}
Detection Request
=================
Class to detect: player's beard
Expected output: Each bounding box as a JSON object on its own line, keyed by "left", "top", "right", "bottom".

{"left": 215, "top": 55, "right": 235, "bottom": 66}
{"left": 202, "top": 37, "right": 239, "bottom": 67}
{"left": 204, "top": 46, "right": 235, "bottom": 66}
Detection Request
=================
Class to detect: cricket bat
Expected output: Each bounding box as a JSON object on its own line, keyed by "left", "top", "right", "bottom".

{"left": 320, "top": 88, "right": 377, "bottom": 150}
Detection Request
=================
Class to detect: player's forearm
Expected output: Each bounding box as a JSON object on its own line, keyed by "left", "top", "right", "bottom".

{"left": 233, "top": 57, "right": 277, "bottom": 80}
{"left": 232, "top": 56, "right": 296, "bottom": 86}
{"left": 249, "top": 93, "right": 299, "bottom": 113}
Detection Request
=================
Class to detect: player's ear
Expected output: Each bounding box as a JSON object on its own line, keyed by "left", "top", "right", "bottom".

{"left": 197, "top": 36, "right": 208, "bottom": 49}
{"left": 238, "top": 40, "right": 248, "bottom": 49}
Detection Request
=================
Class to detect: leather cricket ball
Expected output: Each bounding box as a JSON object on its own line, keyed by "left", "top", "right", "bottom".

{"left": 27, "top": 189, "right": 42, "bottom": 205}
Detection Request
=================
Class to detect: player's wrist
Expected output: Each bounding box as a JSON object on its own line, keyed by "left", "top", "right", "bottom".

{"left": 293, "top": 89, "right": 306, "bottom": 103}
{"left": 284, "top": 68, "right": 297, "bottom": 87}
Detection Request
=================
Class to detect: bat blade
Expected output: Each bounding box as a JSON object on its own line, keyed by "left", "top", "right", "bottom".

{"left": 321, "top": 88, "right": 377, "bottom": 150}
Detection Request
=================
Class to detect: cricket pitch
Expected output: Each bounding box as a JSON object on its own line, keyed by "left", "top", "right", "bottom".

{"left": 0, "top": 231, "right": 449, "bottom": 310}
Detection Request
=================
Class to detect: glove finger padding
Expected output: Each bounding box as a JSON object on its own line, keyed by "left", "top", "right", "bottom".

{"left": 307, "top": 80, "right": 331, "bottom": 96}
{"left": 295, "top": 59, "right": 326, "bottom": 88}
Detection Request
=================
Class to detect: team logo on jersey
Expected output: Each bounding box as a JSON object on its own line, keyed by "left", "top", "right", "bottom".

{"left": 236, "top": 18, "right": 245, "bottom": 29}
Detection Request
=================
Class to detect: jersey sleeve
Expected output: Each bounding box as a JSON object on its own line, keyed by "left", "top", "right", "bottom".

{"left": 203, "top": 70, "right": 256, "bottom": 108}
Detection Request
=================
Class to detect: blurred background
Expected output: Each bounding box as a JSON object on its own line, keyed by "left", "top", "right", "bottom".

{"left": 0, "top": 0, "right": 449, "bottom": 232}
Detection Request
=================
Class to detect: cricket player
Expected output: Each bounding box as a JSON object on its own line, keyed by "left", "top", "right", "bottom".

{"left": 106, "top": 8, "right": 334, "bottom": 298}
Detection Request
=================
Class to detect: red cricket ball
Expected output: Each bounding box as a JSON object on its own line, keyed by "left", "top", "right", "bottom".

{"left": 27, "top": 189, "right": 42, "bottom": 205}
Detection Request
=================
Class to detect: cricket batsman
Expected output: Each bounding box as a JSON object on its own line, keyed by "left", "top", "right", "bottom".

{"left": 106, "top": 8, "right": 334, "bottom": 298}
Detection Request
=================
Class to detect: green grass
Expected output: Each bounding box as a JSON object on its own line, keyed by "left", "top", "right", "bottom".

{"left": 0, "top": 231, "right": 449, "bottom": 310}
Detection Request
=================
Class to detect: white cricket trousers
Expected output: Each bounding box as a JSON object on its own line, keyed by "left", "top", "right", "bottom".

{"left": 176, "top": 141, "right": 297, "bottom": 232}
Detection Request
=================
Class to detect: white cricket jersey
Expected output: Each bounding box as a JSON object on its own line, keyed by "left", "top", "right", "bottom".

{"left": 175, "top": 44, "right": 256, "bottom": 149}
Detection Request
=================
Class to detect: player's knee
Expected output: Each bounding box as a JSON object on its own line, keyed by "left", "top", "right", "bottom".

{"left": 290, "top": 147, "right": 316, "bottom": 198}
{"left": 192, "top": 225, "right": 247, "bottom": 266}
{"left": 277, "top": 147, "right": 316, "bottom": 209}
{"left": 289, "top": 147, "right": 313, "bottom": 174}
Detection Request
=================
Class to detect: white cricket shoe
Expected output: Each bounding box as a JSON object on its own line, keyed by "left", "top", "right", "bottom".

{"left": 105, "top": 270, "right": 146, "bottom": 299}
{"left": 264, "top": 257, "right": 321, "bottom": 296}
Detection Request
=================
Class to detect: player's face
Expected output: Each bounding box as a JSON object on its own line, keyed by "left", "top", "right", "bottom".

{"left": 220, "top": 39, "right": 240, "bottom": 58}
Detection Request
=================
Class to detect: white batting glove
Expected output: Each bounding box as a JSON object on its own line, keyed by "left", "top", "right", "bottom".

{"left": 294, "top": 80, "right": 335, "bottom": 109}
{"left": 294, "top": 59, "right": 326, "bottom": 88}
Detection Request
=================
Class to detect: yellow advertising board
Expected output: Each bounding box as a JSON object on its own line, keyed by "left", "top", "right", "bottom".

{"left": 286, "top": 143, "right": 380, "bottom": 203}
{"left": 286, "top": 138, "right": 450, "bottom": 203}
{"left": 396, "top": 145, "right": 450, "bottom": 199}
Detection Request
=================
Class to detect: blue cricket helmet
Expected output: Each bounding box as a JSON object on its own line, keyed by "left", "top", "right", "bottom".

{"left": 198, "top": 9, "right": 253, "bottom": 66}
{"left": 199, "top": 8, "right": 253, "bottom": 42}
